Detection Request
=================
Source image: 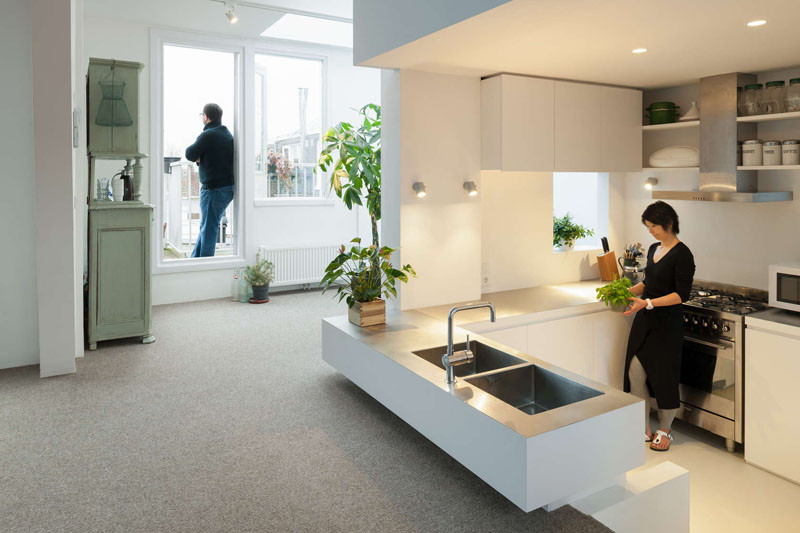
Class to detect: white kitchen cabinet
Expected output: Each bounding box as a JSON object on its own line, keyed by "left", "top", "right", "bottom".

{"left": 481, "top": 74, "right": 555, "bottom": 171}
{"left": 744, "top": 321, "right": 800, "bottom": 484}
{"left": 600, "top": 86, "right": 642, "bottom": 171}
{"left": 526, "top": 314, "right": 595, "bottom": 378}
{"left": 481, "top": 325, "right": 527, "bottom": 353}
{"left": 593, "top": 311, "right": 633, "bottom": 389}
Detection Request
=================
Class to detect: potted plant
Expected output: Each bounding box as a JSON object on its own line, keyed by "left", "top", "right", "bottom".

{"left": 244, "top": 253, "right": 275, "bottom": 303}
{"left": 321, "top": 238, "right": 415, "bottom": 326}
{"left": 596, "top": 277, "right": 634, "bottom": 312}
{"left": 317, "top": 104, "right": 416, "bottom": 323}
{"left": 553, "top": 212, "right": 595, "bottom": 251}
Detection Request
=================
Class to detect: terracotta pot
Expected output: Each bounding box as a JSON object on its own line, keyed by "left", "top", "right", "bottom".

{"left": 348, "top": 299, "right": 386, "bottom": 327}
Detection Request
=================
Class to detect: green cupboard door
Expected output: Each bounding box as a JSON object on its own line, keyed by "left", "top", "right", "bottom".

{"left": 96, "top": 226, "right": 146, "bottom": 331}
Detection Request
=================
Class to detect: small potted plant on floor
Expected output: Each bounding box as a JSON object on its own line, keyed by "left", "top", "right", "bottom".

{"left": 596, "top": 277, "right": 634, "bottom": 312}
{"left": 553, "top": 213, "right": 595, "bottom": 251}
{"left": 321, "top": 238, "right": 415, "bottom": 327}
{"left": 244, "top": 253, "right": 275, "bottom": 303}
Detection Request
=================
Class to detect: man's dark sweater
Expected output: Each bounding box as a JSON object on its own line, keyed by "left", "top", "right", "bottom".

{"left": 185, "top": 121, "right": 234, "bottom": 190}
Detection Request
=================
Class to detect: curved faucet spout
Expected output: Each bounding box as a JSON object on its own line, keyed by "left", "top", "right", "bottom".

{"left": 445, "top": 302, "right": 496, "bottom": 384}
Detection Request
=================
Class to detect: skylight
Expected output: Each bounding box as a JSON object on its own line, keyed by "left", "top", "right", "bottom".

{"left": 261, "top": 14, "right": 353, "bottom": 48}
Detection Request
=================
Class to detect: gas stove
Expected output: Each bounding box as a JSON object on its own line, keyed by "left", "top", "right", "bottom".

{"left": 685, "top": 288, "right": 768, "bottom": 315}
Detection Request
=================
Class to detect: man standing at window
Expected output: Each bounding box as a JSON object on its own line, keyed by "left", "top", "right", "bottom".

{"left": 185, "top": 103, "right": 234, "bottom": 257}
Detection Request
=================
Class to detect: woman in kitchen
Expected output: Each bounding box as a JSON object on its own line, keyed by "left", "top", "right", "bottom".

{"left": 623, "top": 201, "right": 695, "bottom": 451}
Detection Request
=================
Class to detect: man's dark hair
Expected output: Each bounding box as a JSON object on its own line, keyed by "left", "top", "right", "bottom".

{"left": 641, "top": 200, "right": 680, "bottom": 234}
{"left": 203, "top": 103, "right": 223, "bottom": 122}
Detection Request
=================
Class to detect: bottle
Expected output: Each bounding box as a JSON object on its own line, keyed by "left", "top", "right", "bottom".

{"left": 231, "top": 268, "right": 241, "bottom": 302}
{"left": 238, "top": 273, "right": 250, "bottom": 303}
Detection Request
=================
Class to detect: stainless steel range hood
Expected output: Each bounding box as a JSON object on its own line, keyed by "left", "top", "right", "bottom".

{"left": 651, "top": 73, "right": 792, "bottom": 203}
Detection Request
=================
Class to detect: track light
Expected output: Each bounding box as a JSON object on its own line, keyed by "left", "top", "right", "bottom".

{"left": 644, "top": 177, "right": 658, "bottom": 190}
{"left": 463, "top": 181, "right": 478, "bottom": 196}
{"left": 225, "top": 2, "right": 239, "bottom": 23}
{"left": 412, "top": 182, "right": 427, "bottom": 198}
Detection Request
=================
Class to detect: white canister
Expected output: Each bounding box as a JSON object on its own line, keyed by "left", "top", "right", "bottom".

{"left": 111, "top": 176, "right": 125, "bottom": 201}
{"left": 763, "top": 141, "right": 782, "bottom": 166}
{"left": 742, "top": 140, "right": 763, "bottom": 166}
{"left": 782, "top": 140, "right": 800, "bottom": 165}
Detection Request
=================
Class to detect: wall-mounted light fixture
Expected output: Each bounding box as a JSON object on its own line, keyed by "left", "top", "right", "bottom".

{"left": 412, "top": 182, "right": 427, "bottom": 198}
{"left": 225, "top": 2, "right": 239, "bottom": 23}
{"left": 644, "top": 177, "right": 659, "bottom": 190}
{"left": 463, "top": 181, "right": 478, "bottom": 196}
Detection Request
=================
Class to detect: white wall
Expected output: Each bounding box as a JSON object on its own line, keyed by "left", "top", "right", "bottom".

{"left": 480, "top": 171, "right": 626, "bottom": 293}
{"left": 382, "top": 70, "right": 482, "bottom": 309}
{"left": 82, "top": 16, "right": 380, "bottom": 305}
{"left": 0, "top": 0, "right": 39, "bottom": 370}
{"left": 353, "top": 0, "right": 510, "bottom": 65}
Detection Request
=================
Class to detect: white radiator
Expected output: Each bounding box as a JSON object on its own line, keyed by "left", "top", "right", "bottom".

{"left": 258, "top": 244, "right": 340, "bottom": 287}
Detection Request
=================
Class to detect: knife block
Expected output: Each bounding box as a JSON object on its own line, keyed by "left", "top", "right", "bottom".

{"left": 597, "top": 251, "right": 620, "bottom": 281}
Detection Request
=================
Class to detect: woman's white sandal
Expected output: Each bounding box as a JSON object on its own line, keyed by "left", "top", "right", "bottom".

{"left": 650, "top": 430, "right": 673, "bottom": 451}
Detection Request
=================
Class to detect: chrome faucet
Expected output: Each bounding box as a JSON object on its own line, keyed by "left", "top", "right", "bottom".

{"left": 444, "top": 302, "right": 496, "bottom": 384}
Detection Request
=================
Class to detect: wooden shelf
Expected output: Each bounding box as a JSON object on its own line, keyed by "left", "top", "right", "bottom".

{"left": 738, "top": 165, "right": 800, "bottom": 170}
{"left": 736, "top": 111, "right": 800, "bottom": 123}
{"left": 642, "top": 166, "right": 699, "bottom": 171}
{"left": 642, "top": 121, "right": 699, "bottom": 131}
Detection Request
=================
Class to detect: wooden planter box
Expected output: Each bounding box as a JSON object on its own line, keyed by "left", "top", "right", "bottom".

{"left": 348, "top": 299, "right": 386, "bottom": 327}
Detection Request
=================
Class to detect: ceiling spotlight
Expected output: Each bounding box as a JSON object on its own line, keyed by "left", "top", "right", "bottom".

{"left": 225, "top": 2, "right": 239, "bottom": 23}
{"left": 644, "top": 177, "right": 659, "bottom": 190}
{"left": 747, "top": 20, "right": 766, "bottom": 27}
{"left": 412, "top": 182, "right": 427, "bottom": 198}
{"left": 632, "top": 48, "right": 648, "bottom": 54}
{"left": 463, "top": 181, "right": 478, "bottom": 196}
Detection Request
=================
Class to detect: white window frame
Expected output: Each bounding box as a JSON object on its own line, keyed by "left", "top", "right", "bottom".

{"left": 552, "top": 172, "right": 608, "bottom": 253}
{"left": 250, "top": 47, "right": 329, "bottom": 205}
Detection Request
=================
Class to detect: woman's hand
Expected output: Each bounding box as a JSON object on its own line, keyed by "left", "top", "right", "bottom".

{"left": 623, "top": 297, "right": 647, "bottom": 316}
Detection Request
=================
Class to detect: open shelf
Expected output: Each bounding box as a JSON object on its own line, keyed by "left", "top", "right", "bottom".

{"left": 642, "top": 121, "right": 699, "bottom": 131}
{"left": 642, "top": 166, "right": 699, "bottom": 171}
{"left": 738, "top": 165, "right": 800, "bottom": 170}
{"left": 736, "top": 110, "right": 800, "bottom": 123}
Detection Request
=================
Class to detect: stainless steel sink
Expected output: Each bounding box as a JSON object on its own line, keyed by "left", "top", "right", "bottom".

{"left": 412, "top": 340, "right": 526, "bottom": 378}
{"left": 466, "top": 365, "right": 603, "bottom": 415}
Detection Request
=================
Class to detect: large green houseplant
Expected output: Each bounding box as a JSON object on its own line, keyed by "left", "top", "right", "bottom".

{"left": 317, "top": 104, "right": 415, "bottom": 326}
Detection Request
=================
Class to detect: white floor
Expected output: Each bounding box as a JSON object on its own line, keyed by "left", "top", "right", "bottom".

{"left": 634, "top": 417, "right": 800, "bottom": 532}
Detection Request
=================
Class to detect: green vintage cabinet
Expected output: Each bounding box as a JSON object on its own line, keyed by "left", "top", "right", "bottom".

{"left": 87, "top": 203, "right": 154, "bottom": 350}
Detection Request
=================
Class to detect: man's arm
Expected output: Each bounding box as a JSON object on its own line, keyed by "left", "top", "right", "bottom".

{"left": 185, "top": 132, "right": 206, "bottom": 163}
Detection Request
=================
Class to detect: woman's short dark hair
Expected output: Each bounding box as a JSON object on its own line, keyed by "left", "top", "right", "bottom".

{"left": 641, "top": 201, "right": 680, "bottom": 234}
{"left": 203, "top": 103, "right": 223, "bottom": 122}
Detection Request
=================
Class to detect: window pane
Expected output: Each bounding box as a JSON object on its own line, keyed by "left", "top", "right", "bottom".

{"left": 254, "top": 53, "right": 323, "bottom": 199}
{"left": 552, "top": 172, "right": 607, "bottom": 249}
{"left": 162, "top": 45, "right": 236, "bottom": 260}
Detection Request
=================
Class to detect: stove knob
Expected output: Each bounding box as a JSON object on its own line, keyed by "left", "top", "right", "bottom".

{"left": 702, "top": 320, "right": 708, "bottom": 328}
{"left": 722, "top": 324, "right": 730, "bottom": 333}
{"left": 692, "top": 318, "right": 699, "bottom": 326}
{"left": 711, "top": 322, "right": 719, "bottom": 330}
{"left": 683, "top": 315, "right": 689, "bottom": 323}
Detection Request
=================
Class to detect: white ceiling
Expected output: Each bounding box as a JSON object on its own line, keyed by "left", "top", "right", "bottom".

{"left": 83, "top": 0, "right": 352, "bottom": 42}
{"left": 360, "top": 0, "right": 800, "bottom": 89}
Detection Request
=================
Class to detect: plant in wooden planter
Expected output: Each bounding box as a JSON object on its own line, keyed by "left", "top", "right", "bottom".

{"left": 244, "top": 253, "right": 275, "bottom": 303}
{"left": 553, "top": 212, "right": 595, "bottom": 251}
{"left": 321, "top": 238, "right": 415, "bottom": 326}
{"left": 596, "top": 277, "right": 634, "bottom": 312}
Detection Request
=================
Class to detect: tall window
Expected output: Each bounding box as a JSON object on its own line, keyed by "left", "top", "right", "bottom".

{"left": 553, "top": 172, "right": 608, "bottom": 250}
{"left": 161, "top": 44, "right": 237, "bottom": 261}
{"left": 254, "top": 53, "right": 323, "bottom": 199}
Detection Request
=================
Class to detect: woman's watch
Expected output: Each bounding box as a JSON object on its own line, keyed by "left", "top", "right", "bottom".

{"left": 645, "top": 298, "right": 654, "bottom": 310}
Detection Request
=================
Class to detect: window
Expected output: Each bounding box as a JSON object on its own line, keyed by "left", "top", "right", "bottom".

{"left": 254, "top": 53, "right": 323, "bottom": 199}
{"left": 552, "top": 172, "right": 608, "bottom": 250}
{"left": 160, "top": 44, "right": 239, "bottom": 262}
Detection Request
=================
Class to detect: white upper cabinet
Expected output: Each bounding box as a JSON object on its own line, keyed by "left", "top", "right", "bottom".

{"left": 482, "top": 74, "right": 642, "bottom": 172}
{"left": 481, "top": 75, "right": 555, "bottom": 171}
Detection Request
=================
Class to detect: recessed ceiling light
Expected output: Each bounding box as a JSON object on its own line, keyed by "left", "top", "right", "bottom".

{"left": 747, "top": 20, "right": 767, "bottom": 27}
{"left": 632, "top": 48, "right": 648, "bottom": 54}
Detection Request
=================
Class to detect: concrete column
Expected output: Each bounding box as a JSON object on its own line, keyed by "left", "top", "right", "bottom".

{"left": 31, "top": 0, "right": 79, "bottom": 377}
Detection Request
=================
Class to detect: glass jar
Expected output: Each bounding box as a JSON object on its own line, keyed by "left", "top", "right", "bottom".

{"left": 760, "top": 80, "right": 786, "bottom": 114}
{"left": 782, "top": 140, "right": 800, "bottom": 165}
{"left": 737, "top": 87, "right": 747, "bottom": 116}
{"left": 743, "top": 84, "right": 763, "bottom": 116}
{"left": 785, "top": 78, "right": 800, "bottom": 112}
{"left": 763, "top": 141, "right": 782, "bottom": 166}
{"left": 742, "top": 139, "right": 763, "bottom": 166}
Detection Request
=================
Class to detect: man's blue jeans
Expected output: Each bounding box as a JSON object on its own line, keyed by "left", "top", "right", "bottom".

{"left": 192, "top": 184, "right": 234, "bottom": 258}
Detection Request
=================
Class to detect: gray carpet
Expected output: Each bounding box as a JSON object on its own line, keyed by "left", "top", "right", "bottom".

{"left": 0, "top": 291, "right": 609, "bottom": 532}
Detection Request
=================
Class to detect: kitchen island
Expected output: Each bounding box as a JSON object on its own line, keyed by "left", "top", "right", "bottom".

{"left": 321, "top": 280, "right": 646, "bottom": 512}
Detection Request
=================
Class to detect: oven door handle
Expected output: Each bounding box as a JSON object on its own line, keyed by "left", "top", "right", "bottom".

{"left": 684, "top": 336, "right": 734, "bottom": 352}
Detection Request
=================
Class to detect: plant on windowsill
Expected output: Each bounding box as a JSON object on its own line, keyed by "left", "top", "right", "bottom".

{"left": 553, "top": 212, "right": 595, "bottom": 251}
{"left": 317, "top": 104, "right": 416, "bottom": 325}
{"left": 596, "top": 277, "right": 634, "bottom": 312}
{"left": 320, "top": 238, "right": 415, "bottom": 327}
{"left": 267, "top": 151, "right": 295, "bottom": 189}
{"left": 244, "top": 252, "right": 275, "bottom": 303}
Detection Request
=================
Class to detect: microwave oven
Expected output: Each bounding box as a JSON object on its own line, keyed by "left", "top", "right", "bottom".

{"left": 769, "top": 262, "right": 800, "bottom": 312}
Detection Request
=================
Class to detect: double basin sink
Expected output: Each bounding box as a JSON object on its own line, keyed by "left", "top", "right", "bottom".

{"left": 413, "top": 341, "right": 602, "bottom": 415}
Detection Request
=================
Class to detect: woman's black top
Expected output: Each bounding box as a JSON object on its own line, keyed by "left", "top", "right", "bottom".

{"left": 623, "top": 241, "right": 696, "bottom": 409}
